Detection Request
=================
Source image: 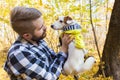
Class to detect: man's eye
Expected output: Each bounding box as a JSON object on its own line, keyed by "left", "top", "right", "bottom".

{"left": 59, "top": 20, "right": 63, "bottom": 23}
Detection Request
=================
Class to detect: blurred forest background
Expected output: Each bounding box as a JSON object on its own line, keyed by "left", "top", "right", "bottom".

{"left": 0, "top": 0, "right": 115, "bottom": 80}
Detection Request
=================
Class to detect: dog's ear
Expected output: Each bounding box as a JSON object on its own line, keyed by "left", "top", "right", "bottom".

{"left": 64, "top": 16, "right": 72, "bottom": 24}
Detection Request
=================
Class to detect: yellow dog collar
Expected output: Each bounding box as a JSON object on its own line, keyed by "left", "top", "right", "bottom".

{"left": 62, "top": 23, "right": 85, "bottom": 49}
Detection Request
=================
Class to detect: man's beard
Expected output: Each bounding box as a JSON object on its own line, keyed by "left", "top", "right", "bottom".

{"left": 31, "top": 32, "right": 46, "bottom": 42}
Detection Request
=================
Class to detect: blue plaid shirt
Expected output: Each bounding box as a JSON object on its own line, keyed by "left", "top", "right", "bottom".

{"left": 4, "top": 37, "right": 67, "bottom": 80}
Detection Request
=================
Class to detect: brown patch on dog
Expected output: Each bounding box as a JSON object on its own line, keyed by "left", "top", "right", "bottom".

{"left": 64, "top": 16, "right": 72, "bottom": 24}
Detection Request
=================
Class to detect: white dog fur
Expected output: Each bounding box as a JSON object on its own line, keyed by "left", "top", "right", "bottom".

{"left": 51, "top": 16, "right": 95, "bottom": 75}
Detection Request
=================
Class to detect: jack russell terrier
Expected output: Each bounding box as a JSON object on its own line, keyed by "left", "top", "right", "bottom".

{"left": 51, "top": 16, "right": 95, "bottom": 75}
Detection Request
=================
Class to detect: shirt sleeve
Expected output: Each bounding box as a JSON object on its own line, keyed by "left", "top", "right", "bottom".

{"left": 8, "top": 48, "right": 67, "bottom": 80}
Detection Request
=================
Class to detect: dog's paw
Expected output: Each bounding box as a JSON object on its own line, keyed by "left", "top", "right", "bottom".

{"left": 88, "top": 56, "right": 96, "bottom": 63}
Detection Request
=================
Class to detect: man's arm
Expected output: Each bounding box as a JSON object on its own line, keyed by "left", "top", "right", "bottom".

{"left": 9, "top": 49, "right": 67, "bottom": 80}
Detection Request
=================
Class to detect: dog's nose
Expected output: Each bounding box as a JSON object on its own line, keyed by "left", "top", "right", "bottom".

{"left": 51, "top": 25, "right": 54, "bottom": 28}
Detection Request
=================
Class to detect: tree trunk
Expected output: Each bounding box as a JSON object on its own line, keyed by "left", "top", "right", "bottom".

{"left": 96, "top": 0, "right": 120, "bottom": 80}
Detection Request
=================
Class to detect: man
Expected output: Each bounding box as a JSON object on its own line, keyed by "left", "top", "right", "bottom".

{"left": 4, "top": 7, "right": 73, "bottom": 80}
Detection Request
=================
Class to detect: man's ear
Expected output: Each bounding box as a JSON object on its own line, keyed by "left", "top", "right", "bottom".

{"left": 22, "top": 33, "right": 32, "bottom": 40}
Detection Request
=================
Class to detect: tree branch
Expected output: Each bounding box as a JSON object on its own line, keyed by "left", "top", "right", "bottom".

{"left": 89, "top": 0, "right": 105, "bottom": 77}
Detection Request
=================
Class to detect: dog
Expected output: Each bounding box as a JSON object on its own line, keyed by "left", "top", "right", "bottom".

{"left": 51, "top": 16, "right": 95, "bottom": 75}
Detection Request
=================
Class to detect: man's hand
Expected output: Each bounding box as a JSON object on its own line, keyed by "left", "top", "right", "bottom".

{"left": 60, "top": 34, "right": 74, "bottom": 53}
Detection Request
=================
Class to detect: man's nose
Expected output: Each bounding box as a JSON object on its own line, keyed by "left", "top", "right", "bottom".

{"left": 43, "top": 26, "right": 47, "bottom": 31}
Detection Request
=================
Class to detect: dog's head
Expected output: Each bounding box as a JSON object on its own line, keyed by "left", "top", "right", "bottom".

{"left": 51, "top": 16, "right": 74, "bottom": 30}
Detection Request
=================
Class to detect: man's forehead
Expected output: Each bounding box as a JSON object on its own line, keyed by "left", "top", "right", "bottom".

{"left": 33, "top": 17, "right": 43, "bottom": 27}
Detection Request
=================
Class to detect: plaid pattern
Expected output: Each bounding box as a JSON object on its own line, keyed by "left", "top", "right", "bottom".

{"left": 63, "top": 23, "right": 81, "bottom": 31}
{"left": 4, "top": 37, "right": 67, "bottom": 80}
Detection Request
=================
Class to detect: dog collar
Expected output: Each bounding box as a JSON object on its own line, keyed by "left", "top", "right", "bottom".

{"left": 63, "top": 23, "right": 81, "bottom": 31}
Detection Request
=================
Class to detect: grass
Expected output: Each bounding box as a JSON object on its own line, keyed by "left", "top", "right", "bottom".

{"left": 0, "top": 55, "right": 9, "bottom": 80}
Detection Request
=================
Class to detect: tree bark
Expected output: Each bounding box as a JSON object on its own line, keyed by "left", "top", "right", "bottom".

{"left": 96, "top": 0, "right": 120, "bottom": 80}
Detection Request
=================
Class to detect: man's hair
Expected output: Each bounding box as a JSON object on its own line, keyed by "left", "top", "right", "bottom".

{"left": 10, "top": 6, "right": 42, "bottom": 35}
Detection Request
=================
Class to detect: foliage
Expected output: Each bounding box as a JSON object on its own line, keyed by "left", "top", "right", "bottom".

{"left": 0, "top": 0, "right": 114, "bottom": 80}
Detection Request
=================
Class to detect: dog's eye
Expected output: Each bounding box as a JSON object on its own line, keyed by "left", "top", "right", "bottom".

{"left": 59, "top": 20, "right": 63, "bottom": 23}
